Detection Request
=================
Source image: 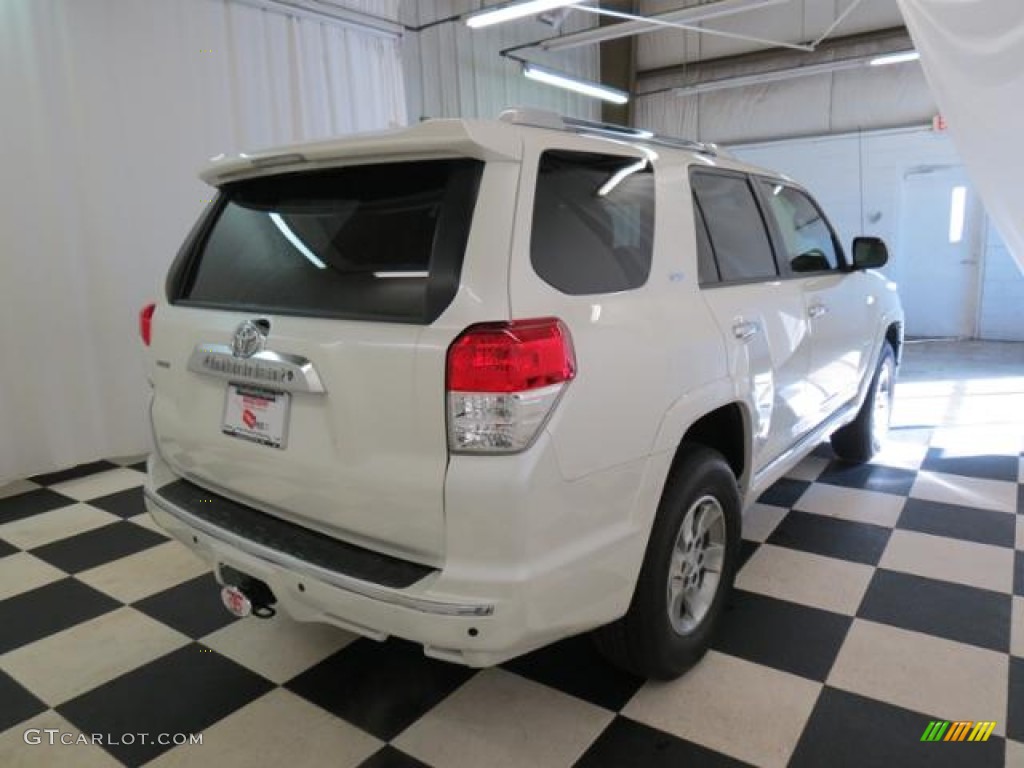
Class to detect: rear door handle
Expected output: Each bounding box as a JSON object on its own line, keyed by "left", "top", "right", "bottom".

{"left": 732, "top": 321, "right": 760, "bottom": 340}
{"left": 808, "top": 304, "right": 828, "bottom": 319}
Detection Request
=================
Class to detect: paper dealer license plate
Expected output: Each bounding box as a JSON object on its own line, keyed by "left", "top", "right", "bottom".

{"left": 222, "top": 385, "right": 290, "bottom": 449}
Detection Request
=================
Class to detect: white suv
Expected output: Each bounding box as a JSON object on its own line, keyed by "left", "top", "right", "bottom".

{"left": 141, "top": 108, "right": 903, "bottom": 679}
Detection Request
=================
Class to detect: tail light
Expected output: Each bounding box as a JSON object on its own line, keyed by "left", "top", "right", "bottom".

{"left": 446, "top": 318, "right": 576, "bottom": 453}
{"left": 139, "top": 303, "right": 156, "bottom": 346}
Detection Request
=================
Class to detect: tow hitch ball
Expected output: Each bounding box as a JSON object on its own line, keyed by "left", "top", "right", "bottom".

{"left": 220, "top": 576, "right": 276, "bottom": 619}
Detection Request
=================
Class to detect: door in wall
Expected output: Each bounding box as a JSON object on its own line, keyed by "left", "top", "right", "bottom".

{"left": 897, "top": 167, "right": 982, "bottom": 338}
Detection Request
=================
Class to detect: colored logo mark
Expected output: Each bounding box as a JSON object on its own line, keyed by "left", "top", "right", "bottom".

{"left": 921, "top": 721, "right": 996, "bottom": 742}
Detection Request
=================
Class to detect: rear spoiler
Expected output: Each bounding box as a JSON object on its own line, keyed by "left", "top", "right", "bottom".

{"left": 199, "top": 119, "right": 522, "bottom": 186}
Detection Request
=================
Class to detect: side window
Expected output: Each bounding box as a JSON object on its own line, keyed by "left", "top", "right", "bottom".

{"left": 691, "top": 172, "right": 778, "bottom": 282}
{"left": 531, "top": 150, "right": 654, "bottom": 295}
{"left": 692, "top": 194, "right": 720, "bottom": 285}
{"left": 758, "top": 181, "right": 841, "bottom": 273}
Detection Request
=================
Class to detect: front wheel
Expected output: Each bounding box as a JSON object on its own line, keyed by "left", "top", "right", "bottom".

{"left": 593, "top": 445, "right": 741, "bottom": 679}
{"left": 830, "top": 343, "right": 896, "bottom": 463}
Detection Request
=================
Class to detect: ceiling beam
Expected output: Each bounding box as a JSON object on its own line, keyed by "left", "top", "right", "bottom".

{"left": 538, "top": 0, "right": 791, "bottom": 52}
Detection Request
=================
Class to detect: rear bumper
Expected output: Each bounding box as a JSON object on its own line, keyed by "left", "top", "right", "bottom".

{"left": 143, "top": 446, "right": 651, "bottom": 667}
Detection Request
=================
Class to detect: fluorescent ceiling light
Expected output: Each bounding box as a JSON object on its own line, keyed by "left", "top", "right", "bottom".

{"left": 949, "top": 186, "right": 967, "bottom": 244}
{"left": 523, "top": 63, "right": 628, "bottom": 104}
{"left": 598, "top": 159, "right": 648, "bottom": 197}
{"left": 269, "top": 212, "right": 326, "bottom": 269}
{"left": 869, "top": 51, "right": 920, "bottom": 67}
{"left": 467, "top": 0, "right": 583, "bottom": 29}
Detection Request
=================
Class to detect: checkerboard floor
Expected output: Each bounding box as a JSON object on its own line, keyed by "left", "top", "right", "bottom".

{"left": 2, "top": 343, "right": 1023, "bottom": 767}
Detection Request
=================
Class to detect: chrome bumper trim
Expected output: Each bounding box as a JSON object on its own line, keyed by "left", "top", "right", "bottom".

{"left": 143, "top": 486, "right": 495, "bottom": 618}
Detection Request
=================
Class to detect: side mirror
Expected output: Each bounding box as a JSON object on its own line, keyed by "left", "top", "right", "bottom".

{"left": 851, "top": 237, "right": 889, "bottom": 270}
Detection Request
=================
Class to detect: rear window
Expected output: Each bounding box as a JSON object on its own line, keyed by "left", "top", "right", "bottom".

{"left": 171, "top": 159, "right": 483, "bottom": 324}
{"left": 531, "top": 150, "right": 655, "bottom": 295}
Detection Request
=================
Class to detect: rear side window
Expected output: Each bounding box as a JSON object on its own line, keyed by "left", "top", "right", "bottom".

{"left": 757, "top": 181, "right": 842, "bottom": 272}
{"left": 531, "top": 150, "right": 655, "bottom": 295}
{"left": 691, "top": 172, "right": 778, "bottom": 282}
{"left": 173, "top": 159, "right": 483, "bottom": 324}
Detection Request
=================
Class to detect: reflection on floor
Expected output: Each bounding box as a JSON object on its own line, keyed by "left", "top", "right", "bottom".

{"left": 1, "top": 341, "right": 1022, "bottom": 767}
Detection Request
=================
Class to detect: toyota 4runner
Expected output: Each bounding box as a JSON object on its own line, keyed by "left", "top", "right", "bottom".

{"left": 140, "top": 108, "right": 903, "bottom": 679}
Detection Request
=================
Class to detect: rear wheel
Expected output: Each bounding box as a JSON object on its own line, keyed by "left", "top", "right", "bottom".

{"left": 830, "top": 343, "right": 895, "bottom": 463}
{"left": 593, "top": 445, "right": 741, "bottom": 679}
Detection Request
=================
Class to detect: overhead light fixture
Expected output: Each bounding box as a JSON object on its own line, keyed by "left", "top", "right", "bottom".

{"left": 869, "top": 51, "right": 920, "bottom": 67}
{"left": 522, "top": 62, "right": 629, "bottom": 104}
{"left": 269, "top": 212, "right": 326, "bottom": 269}
{"left": 467, "top": 0, "right": 584, "bottom": 29}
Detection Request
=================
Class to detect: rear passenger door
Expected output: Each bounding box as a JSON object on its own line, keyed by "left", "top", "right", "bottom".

{"left": 690, "top": 170, "right": 814, "bottom": 471}
{"left": 756, "top": 180, "right": 874, "bottom": 419}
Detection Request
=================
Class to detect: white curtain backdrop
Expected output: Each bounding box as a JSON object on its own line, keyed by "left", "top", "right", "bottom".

{"left": 0, "top": 0, "right": 407, "bottom": 484}
{"left": 898, "top": 0, "right": 1024, "bottom": 273}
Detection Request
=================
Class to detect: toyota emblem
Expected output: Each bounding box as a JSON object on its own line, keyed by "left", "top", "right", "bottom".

{"left": 231, "top": 320, "right": 267, "bottom": 358}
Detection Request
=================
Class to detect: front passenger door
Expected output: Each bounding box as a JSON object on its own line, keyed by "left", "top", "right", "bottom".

{"left": 757, "top": 181, "right": 874, "bottom": 420}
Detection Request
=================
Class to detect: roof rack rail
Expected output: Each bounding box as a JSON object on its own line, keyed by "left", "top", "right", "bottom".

{"left": 498, "top": 107, "right": 719, "bottom": 156}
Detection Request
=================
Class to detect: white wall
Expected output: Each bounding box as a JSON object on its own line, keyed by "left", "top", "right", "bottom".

{"left": 402, "top": 0, "right": 600, "bottom": 121}
{"left": 732, "top": 128, "right": 1024, "bottom": 341}
{"left": 0, "top": 0, "right": 408, "bottom": 483}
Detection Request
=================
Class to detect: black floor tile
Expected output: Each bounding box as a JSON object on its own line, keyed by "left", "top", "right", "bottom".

{"left": 811, "top": 442, "right": 835, "bottom": 459}
{"left": 766, "top": 510, "right": 891, "bottom": 566}
{"left": 1015, "top": 552, "right": 1023, "bottom": 597}
{"left": 88, "top": 486, "right": 145, "bottom": 519}
{"left": 0, "top": 488, "right": 76, "bottom": 524}
{"left": 0, "top": 670, "right": 47, "bottom": 733}
{"left": 817, "top": 461, "right": 918, "bottom": 496}
{"left": 0, "top": 538, "right": 17, "bottom": 558}
{"left": 358, "top": 745, "right": 432, "bottom": 768}
{"left": 575, "top": 716, "right": 753, "bottom": 767}
{"left": 502, "top": 633, "right": 644, "bottom": 711}
{"left": 757, "top": 478, "right": 810, "bottom": 508}
{"left": 737, "top": 538, "right": 760, "bottom": 571}
{"left": 29, "top": 460, "right": 118, "bottom": 486}
{"left": 30, "top": 521, "right": 166, "bottom": 573}
{"left": 0, "top": 578, "right": 120, "bottom": 654}
{"left": 128, "top": 461, "right": 148, "bottom": 473}
{"left": 285, "top": 638, "right": 475, "bottom": 741}
{"left": 58, "top": 643, "right": 273, "bottom": 766}
{"left": 790, "top": 687, "right": 1004, "bottom": 768}
{"left": 134, "top": 573, "right": 238, "bottom": 638}
{"left": 714, "top": 590, "right": 851, "bottom": 682}
{"left": 858, "top": 569, "right": 1011, "bottom": 653}
{"left": 922, "top": 448, "right": 1019, "bottom": 483}
{"left": 897, "top": 498, "right": 1017, "bottom": 548}
{"left": 1009, "top": 657, "right": 1024, "bottom": 742}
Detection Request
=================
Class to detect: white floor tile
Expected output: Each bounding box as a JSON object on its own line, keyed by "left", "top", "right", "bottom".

{"left": 0, "top": 504, "right": 120, "bottom": 550}
{"left": 396, "top": 668, "right": 614, "bottom": 768}
{"left": 0, "top": 479, "right": 39, "bottom": 500}
{"left": 0, "top": 553, "right": 66, "bottom": 601}
{"left": 1, "top": 607, "right": 188, "bottom": 706}
{"left": 1012, "top": 597, "right": 1024, "bottom": 659}
{"left": 49, "top": 469, "right": 145, "bottom": 502}
{"left": 740, "top": 502, "right": 789, "bottom": 543}
{"left": 910, "top": 471, "right": 1017, "bottom": 515}
{"left": 736, "top": 544, "right": 873, "bottom": 615}
{"left": 0, "top": 710, "right": 123, "bottom": 768}
{"left": 147, "top": 689, "right": 380, "bottom": 768}
{"left": 785, "top": 456, "right": 829, "bottom": 483}
{"left": 623, "top": 651, "right": 821, "bottom": 768}
{"left": 880, "top": 530, "right": 1014, "bottom": 594}
{"left": 795, "top": 483, "right": 905, "bottom": 527}
{"left": 828, "top": 620, "right": 1008, "bottom": 735}
{"left": 76, "top": 541, "right": 207, "bottom": 603}
{"left": 201, "top": 613, "right": 355, "bottom": 684}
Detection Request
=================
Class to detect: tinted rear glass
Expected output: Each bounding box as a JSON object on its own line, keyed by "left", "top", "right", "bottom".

{"left": 174, "top": 159, "right": 483, "bottom": 324}
{"left": 691, "top": 171, "right": 778, "bottom": 282}
{"left": 531, "top": 150, "right": 655, "bottom": 295}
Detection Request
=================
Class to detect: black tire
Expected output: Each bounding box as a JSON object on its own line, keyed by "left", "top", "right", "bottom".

{"left": 830, "top": 343, "right": 896, "bottom": 463}
{"left": 593, "top": 444, "right": 741, "bottom": 679}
